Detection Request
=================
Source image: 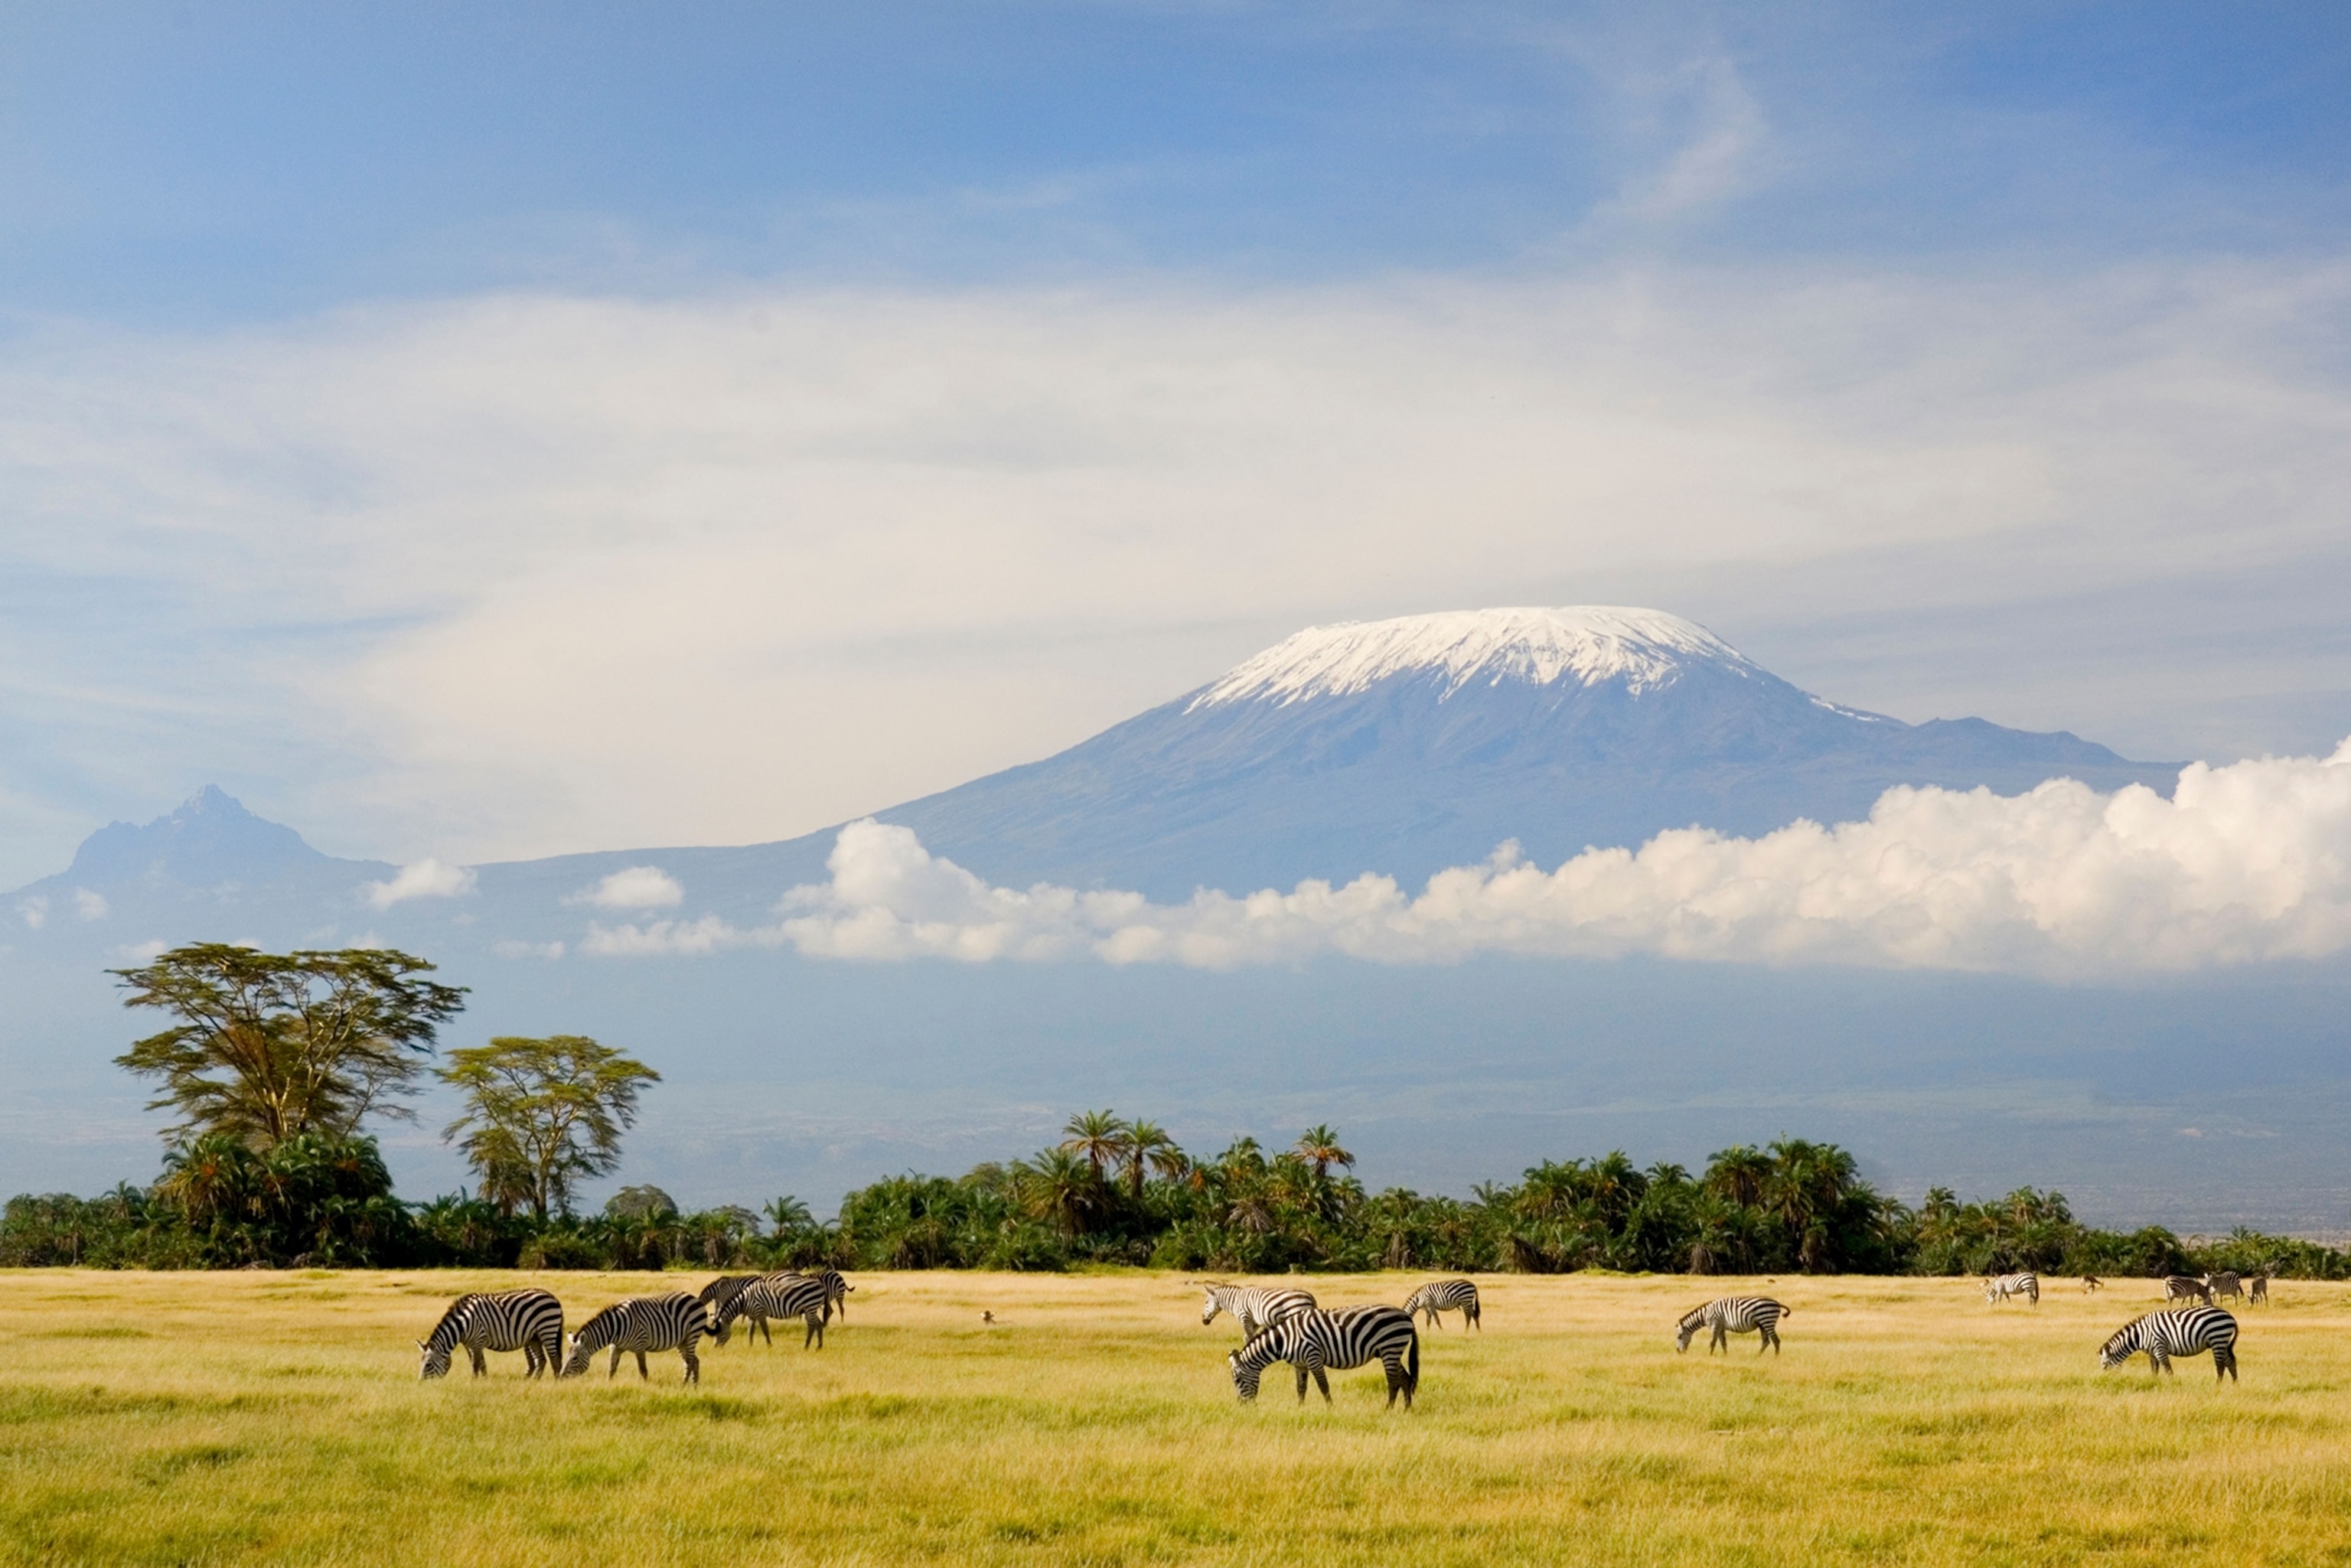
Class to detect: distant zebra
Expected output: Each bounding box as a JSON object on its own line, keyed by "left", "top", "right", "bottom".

{"left": 562, "top": 1293, "right": 707, "bottom": 1384}
{"left": 1983, "top": 1272, "right": 2040, "bottom": 1306}
{"left": 1229, "top": 1305, "right": 1419, "bottom": 1409}
{"left": 713, "top": 1273, "right": 833, "bottom": 1349}
{"left": 1675, "top": 1297, "right": 1791, "bottom": 1356}
{"left": 2203, "top": 1271, "right": 2245, "bottom": 1304}
{"left": 418, "top": 1288, "right": 563, "bottom": 1380}
{"left": 2099, "top": 1307, "right": 2239, "bottom": 1381}
{"left": 1200, "top": 1283, "right": 1318, "bottom": 1339}
{"left": 1401, "top": 1279, "right": 1481, "bottom": 1332}
{"left": 2248, "top": 1273, "right": 2271, "bottom": 1306}
{"left": 803, "top": 1267, "right": 854, "bottom": 1319}
{"left": 2162, "top": 1275, "right": 2215, "bottom": 1306}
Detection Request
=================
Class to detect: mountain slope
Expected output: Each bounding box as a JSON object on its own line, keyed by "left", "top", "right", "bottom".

{"left": 867, "top": 607, "right": 2175, "bottom": 897}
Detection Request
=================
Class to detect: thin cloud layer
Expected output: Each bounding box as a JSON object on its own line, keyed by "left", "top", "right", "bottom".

{"left": 617, "top": 741, "right": 2351, "bottom": 978}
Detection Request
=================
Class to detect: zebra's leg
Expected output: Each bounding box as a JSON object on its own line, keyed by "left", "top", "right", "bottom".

{"left": 634, "top": 1349, "right": 650, "bottom": 1381}
{"left": 2150, "top": 1348, "right": 2170, "bottom": 1377}
{"left": 1311, "top": 1366, "right": 1332, "bottom": 1405}
{"left": 469, "top": 1344, "right": 487, "bottom": 1377}
{"left": 1384, "top": 1354, "right": 1404, "bottom": 1408}
{"left": 681, "top": 1347, "right": 699, "bottom": 1385}
{"left": 805, "top": 1312, "right": 824, "bottom": 1350}
{"left": 1765, "top": 1324, "right": 1779, "bottom": 1355}
{"left": 608, "top": 1345, "right": 623, "bottom": 1379}
{"left": 523, "top": 1342, "right": 542, "bottom": 1379}
{"left": 2216, "top": 1348, "right": 2236, "bottom": 1383}
{"left": 1294, "top": 1364, "right": 1310, "bottom": 1403}
{"left": 758, "top": 1314, "right": 773, "bottom": 1348}
{"left": 1469, "top": 1301, "right": 1480, "bottom": 1331}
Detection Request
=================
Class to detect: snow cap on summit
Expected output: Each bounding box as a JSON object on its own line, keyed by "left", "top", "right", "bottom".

{"left": 1189, "top": 607, "right": 1757, "bottom": 710}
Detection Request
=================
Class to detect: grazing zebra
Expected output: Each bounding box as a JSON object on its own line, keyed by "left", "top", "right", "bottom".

{"left": 562, "top": 1293, "right": 707, "bottom": 1384}
{"left": 2162, "top": 1275, "right": 2215, "bottom": 1306}
{"left": 2248, "top": 1273, "right": 2271, "bottom": 1306}
{"left": 803, "top": 1267, "right": 854, "bottom": 1319}
{"left": 1983, "top": 1272, "right": 2040, "bottom": 1306}
{"left": 417, "top": 1289, "right": 564, "bottom": 1380}
{"left": 2082, "top": 1276, "right": 2103, "bottom": 1293}
{"left": 713, "top": 1273, "right": 833, "bottom": 1349}
{"left": 1200, "top": 1283, "right": 1318, "bottom": 1339}
{"left": 1675, "top": 1297, "right": 1791, "bottom": 1356}
{"left": 2203, "top": 1271, "right": 2245, "bottom": 1304}
{"left": 1401, "top": 1278, "right": 1482, "bottom": 1332}
{"left": 2099, "top": 1307, "right": 2239, "bottom": 1381}
{"left": 696, "top": 1274, "right": 761, "bottom": 1336}
{"left": 1229, "top": 1306, "right": 1419, "bottom": 1410}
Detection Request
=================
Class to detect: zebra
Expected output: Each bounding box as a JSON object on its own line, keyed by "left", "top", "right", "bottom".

{"left": 712, "top": 1273, "right": 833, "bottom": 1349}
{"left": 1983, "top": 1272, "right": 2040, "bottom": 1306}
{"left": 2248, "top": 1273, "right": 2271, "bottom": 1306}
{"left": 1675, "top": 1297, "right": 1791, "bottom": 1355}
{"left": 2162, "top": 1275, "right": 2215, "bottom": 1306}
{"left": 417, "top": 1288, "right": 563, "bottom": 1381}
{"left": 561, "top": 1293, "right": 707, "bottom": 1384}
{"left": 2099, "top": 1307, "right": 2239, "bottom": 1381}
{"left": 696, "top": 1274, "right": 761, "bottom": 1337}
{"left": 1228, "top": 1305, "right": 1419, "bottom": 1410}
{"left": 1401, "top": 1278, "right": 1481, "bottom": 1332}
{"left": 2203, "top": 1271, "right": 2245, "bottom": 1304}
{"left": 1200, "top": 1283, "right": 1318, "bottom": 1339}
{"left": 804, "top": 1266, "right": 854, "bottom": 1319}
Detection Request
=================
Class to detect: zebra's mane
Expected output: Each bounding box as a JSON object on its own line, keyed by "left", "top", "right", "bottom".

{"left": 1675, "top": 1305, "right": 1707, "bottom": 1330}
{"left": 424, "top": 1293, "right": 485, "bottom": 1345}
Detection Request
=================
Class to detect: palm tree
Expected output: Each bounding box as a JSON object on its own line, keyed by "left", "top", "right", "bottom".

{"left": 1123, "top": 1120, "right": 1182, "bottom": 1201}
{"left": 764, "top": 1195, "right": 814, "bottom": 1237}
{"left": 1019, "top": 1148, "right": 1103, "bottom": 1237}
{"left": 1060, "top": 1110, "right": 1133, "bottom": 1183}
{"left": 1293, "top": 1124, "right": 1355, "bottom": 1182}
{"left": 1704, "top": 1145, "right": 1773, "bottom": 1210}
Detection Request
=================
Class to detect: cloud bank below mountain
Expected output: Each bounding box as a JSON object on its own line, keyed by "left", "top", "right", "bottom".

{"left": 579, "top": 740, "right": 2351, "bottom": 977}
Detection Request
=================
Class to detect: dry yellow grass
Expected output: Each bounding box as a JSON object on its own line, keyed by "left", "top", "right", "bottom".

{"left": 2, "top": 1268, "right": 2346, "bottom": 1566}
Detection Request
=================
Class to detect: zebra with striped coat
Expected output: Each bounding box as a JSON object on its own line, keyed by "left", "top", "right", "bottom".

{"left": 562, "top": 1293, "right": 708, "bottom": 1384}
{"left": 2203, "top": 1271, "right": 2244, "bottom": 1304}
{"left": 714, "top": 1273, "right": 833, "bottom": 1349}
{"left": 1229, "top": 1305, "right": 1420, "bottom": 1409}
{"left": 1675, "top": 1296, "right": 1791, "bottom": 1355}
{"left": 2163, "top": 1275, "right": 2215, "bottom": 1306}
{"left": 2099, "top": 1307, "right": 2239, "bottom": 1381}
{"left": 696, "top": 1274, "right": 761, "bottom": 1335}
{"left": 2249, "top": 1273, "right": 2271, "bottom": 1306}
{"left": 418, "top": 1288, "right": 564, "bottom": 1380}
{"left": 1983, "top": 1272, "right": 2040, "bottom": 1306}
{"left": 1200, "top": 1283, "right": 1318, "bottom": 1339}
{"left": 1401, "top": 1278, "right": 1481, "bottom": 1331}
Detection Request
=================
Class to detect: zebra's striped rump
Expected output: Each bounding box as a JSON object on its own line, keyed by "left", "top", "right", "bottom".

{"left": 1675, "top": 1297, "right": 1790, "bottom": 1355}
{"left": 1200, "top": 1283, "right": 1318, "bottom": 1338}
{"left": 562, "top": 1293, "right": 707, "bottom": 1384}
{"left": 2100, "top": 1307, "right": 2239, "bottom": 1381}
{"left": 419, "top": 1289, "right": 564, "bottom": 1381}
{"left": 713, "top": 1273, "right": 833, "bottom": 1349}
{"left": 1230, "top": 1305, "right": 1420, "bottom": 1410}
{"left": 1983, "top": 1272, "right": 2040, "bottom": 1306}
{"left": 1401, "top": 1278, "right": 1481, "bottom": 1331}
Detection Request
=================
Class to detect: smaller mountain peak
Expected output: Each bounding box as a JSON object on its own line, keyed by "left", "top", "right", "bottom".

{"left": 61, "top": 785, "right": 328, "bottom": 889}
{"left": 1190, "top": 606, "right": 1758, "bottom": 710}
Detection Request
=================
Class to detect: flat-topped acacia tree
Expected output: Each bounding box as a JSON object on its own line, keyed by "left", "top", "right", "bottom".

{"left": 112, "top": 944, "right": 468, "bottom": 1149}
{"left": 437, "top": 1035, "right": 660, "bottom": 1221}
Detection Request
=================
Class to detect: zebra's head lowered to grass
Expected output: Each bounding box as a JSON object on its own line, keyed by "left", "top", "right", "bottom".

{"left": 1674, "top": 1306, "right": 1707, "bottom": 1353}
{"left": 417, "top": 1338, "right": 453, "bottom": 1380}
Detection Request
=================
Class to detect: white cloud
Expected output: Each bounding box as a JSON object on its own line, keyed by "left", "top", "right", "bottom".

{"left": 364, "top": 858, "right": 478, "bottom": 908}
{"left": 582, "top": 914, "right": 745, "bottom": 957}
{"left": 3, "top": 265, "right": 2349, "bottom": 883}
{"left": 492, "top": 938, "right": 566, "bottom": 960}
{"left": 16, "top": 896, "right": 46, "bottom": 929}
{"left": 742, "top": 741, "right": 2351, "bottom": 978}
{"left": 112, "top": 939, "right": 170, "bottom": 963}
{"left": 71, "top": 888, "right": 106, "bottom": 921}
{"left": 573, "top": 865, "right": 685, "bottom": 910}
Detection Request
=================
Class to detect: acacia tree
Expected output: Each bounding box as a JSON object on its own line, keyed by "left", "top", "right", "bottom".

{"left": 112, "top": 944, "right": 467, "bottom": 1149}
{"left": 437, "top": 1036, "right": 660, "bottom": 1220}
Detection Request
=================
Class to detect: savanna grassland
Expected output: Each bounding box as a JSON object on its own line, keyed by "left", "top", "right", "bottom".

{"left": 2, "top": 1270, "right": 2346, "bottom": 1566}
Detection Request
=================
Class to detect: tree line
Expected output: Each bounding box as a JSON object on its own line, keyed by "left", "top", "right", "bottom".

{"left": 0, "top": 944, "right": 2340, "bottom": 1280}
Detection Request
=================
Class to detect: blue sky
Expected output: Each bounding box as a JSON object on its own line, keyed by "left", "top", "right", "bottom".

{"left": 2, "top": 2, "right": 2349, "bottom": 882}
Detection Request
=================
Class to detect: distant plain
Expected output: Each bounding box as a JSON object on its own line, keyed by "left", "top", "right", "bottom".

{"left": 3, "top": 1269, "right": 2346, "bottom": 1565}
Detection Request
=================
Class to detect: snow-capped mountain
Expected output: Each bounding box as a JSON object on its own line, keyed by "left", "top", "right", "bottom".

{"left": 866, "top": 605, "right": 2172, "bottom": 896}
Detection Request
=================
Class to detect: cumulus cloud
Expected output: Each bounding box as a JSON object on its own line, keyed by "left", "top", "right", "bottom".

{"left": 364, "top": 858, "right": 478, "bottom": 908}
{"left": 726, "top": 742, "right": 2351, "bottom": 978}
{"left": 573, "top": 865, "right": 685, "bottom": 910}
{"left": 70, "top": 888, "right": 107, "bottom": 921}
{"left": 16, "top": 895, "right": 47, "bottom": 930}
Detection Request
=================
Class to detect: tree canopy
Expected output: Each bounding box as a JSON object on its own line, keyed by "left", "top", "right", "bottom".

{"left": 112, "top": 944, "right": 467, "bottom": 1149}
{"left": 436, "top": 1035, "right": 660, "bottom": 1220}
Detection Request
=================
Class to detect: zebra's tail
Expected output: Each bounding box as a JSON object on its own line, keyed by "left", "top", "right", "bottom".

{"left": 1405, "top": 1328, "right": 1420, "bottom": 1396}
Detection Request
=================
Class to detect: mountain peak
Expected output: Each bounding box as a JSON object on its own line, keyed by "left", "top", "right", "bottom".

{"left": 1188, "top": 606, "right": 1757, "bottom": 711}
{"left": 61, "top": 784, "right": 329, "bottom": 889}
